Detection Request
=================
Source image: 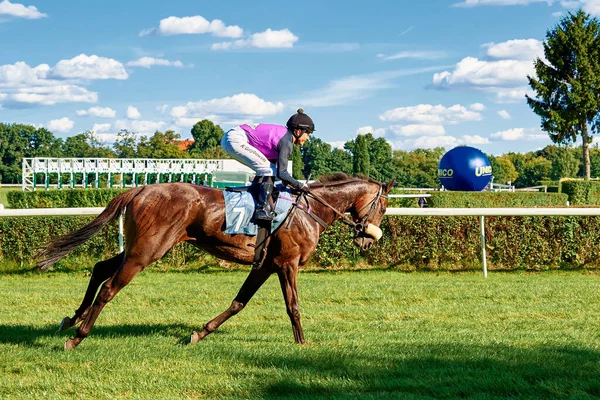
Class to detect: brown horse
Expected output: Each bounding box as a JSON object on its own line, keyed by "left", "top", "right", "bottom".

{"left": 36, "top": 173, "right": 393, "bottom": 350}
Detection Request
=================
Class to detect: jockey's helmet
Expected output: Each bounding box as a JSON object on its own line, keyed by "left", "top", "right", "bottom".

{"left": 286, "top": 108, "right": 315, "bottom": 134}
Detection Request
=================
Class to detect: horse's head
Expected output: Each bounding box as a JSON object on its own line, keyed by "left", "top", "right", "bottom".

{"left": 350, "top": 179, "right": 394, "bottom": 251}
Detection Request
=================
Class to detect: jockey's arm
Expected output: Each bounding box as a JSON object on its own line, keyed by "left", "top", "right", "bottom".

{"left": 276, "top": 134, "right": 302, "bottom": 188}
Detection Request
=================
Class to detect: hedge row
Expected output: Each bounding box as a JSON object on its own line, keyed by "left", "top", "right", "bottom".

{"left": 1, "top": 186, "right": 593, "bottom": 273}
{"left": 10, "top": 186, "right": 568, "bottom": 209}
{"left": 561, "top": 180, "right": 600, "bottom": 205}
{"left": 2, "top": 214, "right": 600, "bottom": 272}
{"left": 7, "top": 188, "right": 128, "bottom": 208}
{"left": 425, "top": 191, "right": 568, "bottom": 208}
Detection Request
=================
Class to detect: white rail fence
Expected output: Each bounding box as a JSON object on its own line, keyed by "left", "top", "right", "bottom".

{"left": 2, "top": 207, "right": 600, "bottom": 277}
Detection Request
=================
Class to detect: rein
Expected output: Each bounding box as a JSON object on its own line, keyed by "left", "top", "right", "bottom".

{"left": 292, "top": 183, "right": 386, "bottom": 235}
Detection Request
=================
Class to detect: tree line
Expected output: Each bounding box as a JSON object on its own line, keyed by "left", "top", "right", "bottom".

{"left": 2, "top": 118, "right": 600, "bottom": 188}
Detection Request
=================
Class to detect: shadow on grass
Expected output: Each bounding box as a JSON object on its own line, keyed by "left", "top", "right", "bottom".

{"left": 227, "top": 343, "right": 600, "bottom": 399}
{"left": 2, "top": 322, "right": 600, "bottom": 398}
{"left": 0, "top": 322, "right": 195, "bottom": 347}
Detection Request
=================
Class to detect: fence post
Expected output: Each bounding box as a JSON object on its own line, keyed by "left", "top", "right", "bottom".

{"left": 119, "top": 207, "right": 125, "bottom": 253}
{"left": 479, "top": 215, "right": 487, "bottom": 278}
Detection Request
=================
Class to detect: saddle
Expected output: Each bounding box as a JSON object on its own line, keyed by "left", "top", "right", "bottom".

{"left": 225, "top": 183, "right": 281, "bottom": 204}
{"left": 223, "top": 184, "right": 291, "bottom": 270}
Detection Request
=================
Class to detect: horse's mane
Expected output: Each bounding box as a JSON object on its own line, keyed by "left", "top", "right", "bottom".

{"left": 312, "top": 172, "right": 379, "bottom": 186}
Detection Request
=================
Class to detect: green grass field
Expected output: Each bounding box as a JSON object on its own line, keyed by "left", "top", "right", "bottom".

{"left": 1, "top": 270, "right": 600, "bottom": 399}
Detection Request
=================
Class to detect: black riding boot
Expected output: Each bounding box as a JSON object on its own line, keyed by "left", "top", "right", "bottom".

{"left": 253, "top": 177, "right": 275, "bottom": 222}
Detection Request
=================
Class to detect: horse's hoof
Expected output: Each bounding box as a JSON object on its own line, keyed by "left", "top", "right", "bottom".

{"left": 64, "top": 338, "right": 77, "bottom": 351}
{"left": 57, "top": 316, "right": 73, "bottom": 333}
{"left": 190, "top": 331, "right": 201, "bottom": 344}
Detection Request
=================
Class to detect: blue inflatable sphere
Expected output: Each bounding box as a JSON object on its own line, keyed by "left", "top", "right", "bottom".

{"left": 438, "top": 146, "right": 492, "bottom": 191}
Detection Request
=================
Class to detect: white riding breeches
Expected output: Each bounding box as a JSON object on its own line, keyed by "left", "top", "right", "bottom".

{"left": 221, "top": 126, "right": 277, "bottom": 177}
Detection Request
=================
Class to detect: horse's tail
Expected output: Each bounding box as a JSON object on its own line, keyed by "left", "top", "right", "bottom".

{"left": 35, "top": 186, "right": 146, "bottom": 270}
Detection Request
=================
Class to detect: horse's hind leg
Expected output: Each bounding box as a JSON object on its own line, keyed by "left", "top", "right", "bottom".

{"left": 58, "top": 253, "right": 124, "bottom": 332}
{"left": 64, "top": 256, "right": 147, "bottom": 350}
{"left": 190, "top": 265, "right": 272, "bottom": 343}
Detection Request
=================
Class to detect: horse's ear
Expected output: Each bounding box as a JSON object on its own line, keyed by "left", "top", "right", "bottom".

{"left": 384, "top": 179, "right": 394, "bottom": 193}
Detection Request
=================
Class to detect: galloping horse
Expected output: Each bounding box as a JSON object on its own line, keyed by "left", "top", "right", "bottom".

{"left": 36, "top": 173, "right": 393, "bottom": 350}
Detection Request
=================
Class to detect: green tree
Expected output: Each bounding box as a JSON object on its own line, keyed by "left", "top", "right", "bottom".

{"left": 549, "top": 146, "right": 581, "bottom": 179}
{"left": 392, "top": 148, "right": 444, "bottom": 188}
{"left": 348, "top": 134, "right": 370, "bottom": 176}
{"left": 497, "top": 155, "right": 519, "bottom": 184}
{"left": 527, "top": 10, "right": 600, "bottom": 180}
{"left": 589, "top": 145, "right": 600, "bottom": 177}
{"left": 113, "top": 129, "right": 137, "bottom": 158}
{"left": 508, "top": 153, "right": 551, "bottom": 187}
{"left": 328, "top": 148, "right": 352, "bottom": 175}
{"left": 345, "top": 133, "right": 393, "bottom": 180}
{"left": 137, "top": 130, "right": 189, "bottom": 159}
{"left": 25, "top": 127, "right": 63, "bottom": 158}
{"left": 302, "top": 136, "right": 333, "bottom": 178}
{"left": 291, "top": 145, "right": 305, "bottom": 180}
{"left": 0, "top": 123, "right": 29, "bottom": 183}
{"left": 189, "top": 120, "right": 225, "bottom": 157}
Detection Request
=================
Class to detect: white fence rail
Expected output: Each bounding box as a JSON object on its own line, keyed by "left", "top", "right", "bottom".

{"left": 2, "top": 207, "right": 600, "bottom": 277}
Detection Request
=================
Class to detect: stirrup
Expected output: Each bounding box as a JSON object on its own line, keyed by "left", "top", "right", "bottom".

{"left": 254, "top": 209, "right": 275, "bottom": 222}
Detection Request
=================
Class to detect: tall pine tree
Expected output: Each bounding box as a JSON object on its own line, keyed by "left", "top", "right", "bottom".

{"left": 526, "top": 10, "right": 600, "bottom": 180}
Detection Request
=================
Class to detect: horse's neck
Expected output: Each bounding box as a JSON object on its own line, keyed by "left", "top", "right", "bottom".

{"left": 311, "top": 181, "right": 371, "bottom": 217}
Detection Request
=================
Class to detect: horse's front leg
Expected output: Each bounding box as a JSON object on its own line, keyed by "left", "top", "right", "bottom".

{"left": 277, "top": 261, "right": 304, "bottom": 344}
{"left": 190, "top": 265, "right": 272, "bottom": 343}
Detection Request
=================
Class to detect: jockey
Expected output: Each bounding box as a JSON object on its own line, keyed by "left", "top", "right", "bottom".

{"left": 221, "top": 108, "right": 314, "bottom": 221}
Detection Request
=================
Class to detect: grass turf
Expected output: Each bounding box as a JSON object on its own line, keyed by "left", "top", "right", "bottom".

{"left": 1, "top": 270, "right": 599, "bottom": 399}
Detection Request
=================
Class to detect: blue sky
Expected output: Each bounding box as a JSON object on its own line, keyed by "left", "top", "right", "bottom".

{"left": 1, "top": 0, "right": 599, "bottom": 155}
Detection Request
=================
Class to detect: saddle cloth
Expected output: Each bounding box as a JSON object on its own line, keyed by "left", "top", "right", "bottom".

{"left": 222, "top": 190, "right": 294, "bottom": 235}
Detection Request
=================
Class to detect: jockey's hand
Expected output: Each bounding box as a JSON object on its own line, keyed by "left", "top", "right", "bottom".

{"left": 300, "top": 183, "right": 310, "bottom": 192}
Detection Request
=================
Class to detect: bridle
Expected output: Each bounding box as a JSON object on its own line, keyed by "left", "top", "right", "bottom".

{"left": 296, "top": 182, "right": 387, "bottom": 238}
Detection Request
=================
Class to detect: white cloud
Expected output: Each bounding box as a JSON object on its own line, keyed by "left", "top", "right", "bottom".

{"left": 496, "top": 88, "right": 532, "bottom": 103}
{"left": 463, "top": 135, "right": 490, "bottom": 144}
{"left": 389, "top": 124, "right": 446, "bottom": 136}
{"left": 52, "top": 54, "right": 128, "bottom": 80}
{"left": 76, "top": 106, "right": 116, "bottom": 118}
{"left": 452, "top": 0, "right": 554, "bottom": 7}
{"left": 490, "top": 127, "right": 548, "bottom": 141}
{"left": 126, "top": 57, "right": 185, "bottom": 68}
{"left": 92, "top": 123, "right": 111, "bottom": 133}
{"left": 9, "top": 85, "right": 97, "bottom": 105}
{"left": 432, "top": 57, "right": 533, "bottom": 89}
{"left": 582, "top": 0, "right": 600, "bottom": 14}
{"left": 171, "top": 93, "right": 284, "bottom": 119}
{"left": 46, "top": 117, "right": 74, "bottom": 133}
{"left": 380, "top": 104, "right": 483, "bottom": 125}
{"left": 327, "top": 141, "right": 347, "bottom": 150}
{"left": 127, "top": 105, "right": 141, "bottom": 119}
{"left": 356, "top": 126, "right": 374, "bottom": 135}
{"left": 0, "top": 0, "right": 46, "bottom": 19}
{"left": 212, "top": 28, "right": 298, "bottom": 50}
{"left": 157, "top": 104, "right": 169, "bottom": 114}
{"left": 491, "top": 128, "right": 524, "bottom": 140}
{"left": 356, "top": 126, "right": 387, "bottom": 137}
{"left": 483, "top": 39, "right": 544, "bottom": 61}
{"left": 377, "top": 50, "right": 447, "bottom": 61}
{"left": 298, "top": 66, "right": 447, "bottom": 108}
{"left": 140, "top": 15, "right": 243, "bottom": 38}
{"left": 393, "top": 135, "right": 461, "bottom": 150}
{"left": 114, "top": 119, "right": 166, "bottom": 134}
{"left": 498, "top": 109, "right": 512, "bottom": 119}
{"left": 392, "top": 134, "right": 490, "bottom": 150}
{"left": 0, "top": 61, "right": 51, "bottom": 86}
{"left": 470, "top": 102, "right": 486, "bottom": 111}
